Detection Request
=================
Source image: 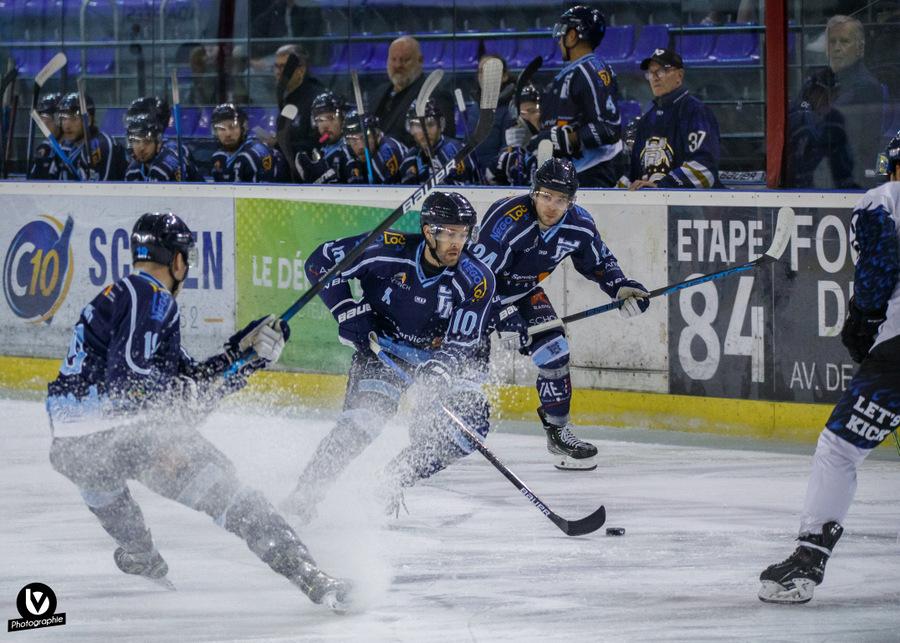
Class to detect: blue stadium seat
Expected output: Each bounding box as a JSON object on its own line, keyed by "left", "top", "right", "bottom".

{"left": 175, "top": 107, "right": 203, "bottom": 137}
{"left": 348, "top": 39, "right": 375, "bottom": 70}
{"left": 421, "top": 39, "right": 445, "bottom": 70}
{"left": 711, "top": 27, "right": 760, "bottom": 64}
{"left": 511, "top": 36, "right": 561, "bottom": 69}
{"left": 675, "top": 27, "right": 717, "bottom": 66}
{"left": 488, "top": 36, "right": 517, "bottom": 67}
{"left": 100, "top": 107, "right": 126, "bottom": 137}
{"left": 618, "top": 99, "right": 642, "bottom": 126}
{"left": 451, "top": 38, "right": 481, "bottom": 70}
{"left": 366, "top": 40, "right": 389, "bottom": 72}
{"left": 11, "top": 48, "right": 43, "bottom": 76}
{"left": 597, "top": 25, "right": 634, "bottom": 64}
{"left": 630, "top": 24, "right": 670, "bottom": 67}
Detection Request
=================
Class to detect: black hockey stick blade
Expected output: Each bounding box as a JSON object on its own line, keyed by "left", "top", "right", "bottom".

{"left": 277, "top": 52, "right": 300, "bottom": 104}
{"left": 512, "top": 55, "right": 542, "bottom": 117}
{"left": 276, "top": 104, "right": 299, "bottom": 181}
{"left": 552, "top": 505, "right": 606, "bottom": 537}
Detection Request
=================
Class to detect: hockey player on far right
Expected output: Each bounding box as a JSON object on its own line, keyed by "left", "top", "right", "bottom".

{"left": 471, "top": 158, "right": 650, "bottom": 470}
{"left": 758, "top": 133, "right": 900, "bottom": 605}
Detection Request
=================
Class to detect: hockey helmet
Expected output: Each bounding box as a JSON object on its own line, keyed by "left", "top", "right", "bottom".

{"left": 131, "top": 212, "right": 196, "bottom": 267}
{"left": 127, "top": 96, "right": 171, "bottom": 131}
{"left": 533, "top": 158, "right": 579, "bottom": 199}
{"left": 516, "top": 83, "right": 541, "bottom": 109}
{"left": 211, "top": 103, "right": 248, "bottom": 128}
{"left": 344, "top": 110, "right": 381, "bottom": 137}
{"left": 36, "top": 92, "right": 62, "bottom": 116}
{"left": 876, "top": 131, "right": 900, "bottom": 176}
{"left": 57, "top": 91, "right": 95, "bottom": 118}
{"left": 553, "top": 5, "right": 606, "bottom": 50}
{"left": 420, "top": 191, "right": 477, "bottom": 232}
{"left": 311, "top": 92, "right": 344, "bottom": 119}
{"left": 126, "top": 112, "right": 163, "bottom": 141}
{"left": 405, "top": 98, "right": 444, "bottom": 132}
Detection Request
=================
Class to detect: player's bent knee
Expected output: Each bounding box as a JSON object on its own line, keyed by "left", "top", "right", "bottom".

{"left": 531, "top": 335, "right": 570, "bottom": 369}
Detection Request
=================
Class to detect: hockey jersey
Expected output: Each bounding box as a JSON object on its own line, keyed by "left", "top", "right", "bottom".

{"left": 399, "top": 136, "right": 478, "bottom": 185}
{"left": 471, "top": 194, "right": 630, "bottom": 303}
{"left": 211, "top": 136, "right": 280, "bottom": 183}
{"left": 161, "top": 136, "right": 203, "bottom": 182}
{"left": 124, "top": 145, "right": 183, "bottom": 182}
{"left": 56, "top": 131, "right": 128, "bottom": 181}
{"left": 849, "top": 180, "right": 900, "bottom": 350}
{"left": 347, "top": 134, "right": 407, "bottom": 184}
{"left": 539, "top": 52, "right": 623, "bottom": 173}
{"left": 28, "top": 141, "right": 58, "bottom": 179}
{"left": 306, "top": 231, "right": 496, "bottom": 363}
{"left": 619, "top": 86, "right": 723, "bottom": 189}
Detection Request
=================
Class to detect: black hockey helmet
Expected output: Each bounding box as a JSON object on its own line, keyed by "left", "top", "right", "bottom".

{"left": 311, "top": 92, "right": 344, "bottom": 119}
{"left": 37, "top": 92, "right": 62, "bottom": 116}
{"left": 405, "top": 98, "right": 444, "bottom": 132}
{"left": 127, "top": 96, "right": 171, "bottom": 131}
{"left": 344, "top": 110, "right": 381, "bottom": 136}
{"left": 516, "top": 83, "right": 541, "bottom": 108}
{"left": 533, "top": 158, "right": 579, "bottom": 199}
{"left": 126, "top": 112, "right": 162, "bottom": 141}
{"left": 211, "top": 102, "right": 248, "bottom": 127}
{"left": 553, "top": 5, "right": 606, "bottom": 50}
{"left": 877, "top": 131, "right": 900, "bottom": 176}
{"left": 131, "top": 212, "right": 196, "bottom": 268}
{"left": 57, "top": 91, "right": 95, "bottom": 118}
{"left": 420, "top": 191, "right": 477, "bottom": 230}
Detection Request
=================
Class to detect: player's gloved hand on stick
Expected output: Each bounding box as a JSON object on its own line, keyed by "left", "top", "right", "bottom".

{"left": 495, "top": 304, "right": 532, "bottom": 354}
{"left": 295, "top": 151, "right": 333, "bottom": 184}
{"left": 415, "top": 353, "right": 457, "bottom": 389}
{"left": 616, "top": 280, "right": 650, "bottom": 319}
{"left": 840, "top": 297, "right": 886, "bottom": 363}
{"left": 504, "top": 123, "right": 529, "bottom": 148}
{"left": 549, "top": 124, "right": 578, "bottom": 156}
{"left": 226, "top": 314, "right": 290, "bottom": 367}
{"left": 334, "top": 300, "right": 376, "bottom": 351}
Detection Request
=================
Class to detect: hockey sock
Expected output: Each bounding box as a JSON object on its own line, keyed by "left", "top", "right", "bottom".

{"left": 82, "top": 486, "right": 154, "bottom": 552}
{"left": 531, "top": 334, "right": 572, "bottom": 425}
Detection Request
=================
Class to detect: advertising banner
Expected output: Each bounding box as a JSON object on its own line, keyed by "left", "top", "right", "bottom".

{"left": 0, "top": 195, "right": 235, "bottom": 360}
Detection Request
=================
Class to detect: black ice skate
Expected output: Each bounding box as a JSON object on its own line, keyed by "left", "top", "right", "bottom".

{"left": 113, "top": 543, "right": 175, "bottom": 590}
{"left": 291, "top": 562, "right": 353, "bottom": 613}
{"left": 758, "top": 521, "right": 843, "bottom": 604}
{"left": 538, "top": 407, "right": 598, "bottom": 471}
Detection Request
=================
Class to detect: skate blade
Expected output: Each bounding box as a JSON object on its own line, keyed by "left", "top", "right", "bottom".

{"left": 551, "top": 454, "right": 598, "bottom": 471}
{"left": 146, "top": 575, "right": 177, "bottom": 591}
{"left": 320, "top": 590, "right": 352, "bottom": 614}
{"left": 758, "top": 580, "right": 814, "bottom": 604}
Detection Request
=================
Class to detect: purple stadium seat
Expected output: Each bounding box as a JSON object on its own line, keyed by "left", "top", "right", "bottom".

{"left": 711, "top": 27, "right": 760, "bottom": 64}
{"left": 675, "top": 27, "right": 717, "bottom": 66}
{"left": 319, "top": 41, "right": 348, "bottom": 74}
{"left": 488, "top": 37, "right": 518, "bottom": 67}
{"left": 512, "top": 36, "right": 561, "bottom": 69}
{"left": 421, "top": 39, "right": 445, "bottom": 70}
{"left": 176, "top": 107, "right": 203, "bottom": 137}
{"left": 100, "top": 107, "right": 126, "bottom": 137}
{"left": 11, "top": 49, "right": 42, "bottom": 76}
{"left": 597, "top": 25, "right": 634, "bottom": 64}
{"left": 452, "top": 38, "right": 481, "bottom": 70}
{"left": 348, "top": 40, "right": 375, "bottom": 70}
{"left": 618, "top": 99, "right": 642, "bottom": 125}
{"left": 86, "top": 47, "right": 116, "bottom": 73}
{"left": 366, "top": 41, "right": 389, "bottom": 72}
{"left": 630, "top": 24, "right": 670, "bottom": 67}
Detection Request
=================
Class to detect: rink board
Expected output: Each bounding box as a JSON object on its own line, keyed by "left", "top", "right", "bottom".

{"left": 0, "top": 183, "right": 862, "bottom": 442}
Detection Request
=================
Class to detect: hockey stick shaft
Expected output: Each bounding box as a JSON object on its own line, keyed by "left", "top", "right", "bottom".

{"left": 276, "top": 104, "right": 299, "bottom": 182}
{"left": 222, "top": 62, "right": 504, "bottom": 376}
{"left": 171, "top": 69, "right": 184, "bottom": 181}
{"left": 527, "top": 207, "right": 796, "bottom": 336}
{"left": 350, "top": 70, "right": 373, "bottom": 184}
{"left": 77, "top": 78, "right": 92, "bottom": 180}
{"left": 3, "top": 94, "right": 17, "bottom": 178}
{"left": 30, "top": 109, "right": 80, "bottom": 178}
{"left": 369, "top": 333, "right": 605, "bottom": 536}
{"left": 25, "top": 53, "right": 66, "bottom": 176}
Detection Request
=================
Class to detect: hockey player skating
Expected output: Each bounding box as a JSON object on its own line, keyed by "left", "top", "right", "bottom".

{"left": 283, "top": 192, "right": 495, "bottom": 519}
{"left": 471, "top": 158, "right": 649, "bottom": 470}
{"left": 46, "top": 212, "right": 351, "bottom": 611}
{"left": 538, "top": 6, "right": 624, "bottom": 187}
{"left": 759, "top": 134, "right": 900, "bottom": 604}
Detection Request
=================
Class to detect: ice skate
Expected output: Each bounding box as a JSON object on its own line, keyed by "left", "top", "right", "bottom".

{"left": 759, "top": 521, "right": 843, "bottom": 604}
{"left": 292, "top": 563, "right": 353, "bottom": 613}
{"left": 113, "top": 544, "right": 175, "bottom": 590}
{"left": 538, "top": 407, "right": 598, "bottom": 470}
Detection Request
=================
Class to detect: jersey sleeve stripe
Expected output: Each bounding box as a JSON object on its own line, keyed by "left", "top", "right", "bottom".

{"left": 122, "top": 278, "right": 152, "bottom": 375}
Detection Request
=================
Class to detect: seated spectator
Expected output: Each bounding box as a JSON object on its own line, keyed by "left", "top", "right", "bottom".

{"left": 344, "top": 112, "right": 408, "bottom": 184}
{"left": 399, "top": 98, "right": 478, "bottom": 185}
{"left": 124, "top": 114, "right": 183, "bottom": 182}
{"left": 56, "top": 92, "right": 127, "bottom": 181}
{"left": 373, "top": 36, "right": 455, "bottom": 148}
{"left": 617, "top": 49, "right": 723, "bottom": 190}
{"left": 28, "top": 92, "right": 62, "bottom": 180}
{"left": 293, "top": 92, "right": 357, "bottom": 184}
{"left": 787, "top": 15, "right": 885, "bottom": 189}
{"left": 210, "top": 103, "right": 286, "bottom": 183}
{"left": 274, "top": 44, "right": 327, "bottom": 155}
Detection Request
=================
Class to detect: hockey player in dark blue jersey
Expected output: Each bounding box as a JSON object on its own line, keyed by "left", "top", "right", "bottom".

{"left": 46, "top": 212, "right": 351, "bottom": 610}
{"left": 293, "top": 92, "right": 357, "bottom": 184}
{"left": 55, "top": 92, "right": 128, "bottom": 181}
{"left": 210, "top": 103, "right": 281, "bottom": 183}
{"left": 759, "top": 134, "right": 900, "bottom": 605}
{"left": 27, "top": 92, "right": 62, "bottom": 179}
{"left": 344, "top": 111, "right": 407, "bottom": 184}
{"left": 537, "top": 6, "right": 624, "bottom": 187}
{"left": 399, "top": 99, "right": 478, "bottom": 185}
{"left": 283, "top": 192, "right": 496, "bottom": 520}
{"left": 472, "top": 159, "right": 649, "bottom": 470}
{"left": 491, "top": 84, "right": 542, "bottom": 186}
{"left": 124, "top": 114, "right": 183, "bottom": 182}
{"left": 126, "top": 96, "right": 202, "bottom": 182}
{"left": 618, "top": 49, "right": 724, "bottom": 190}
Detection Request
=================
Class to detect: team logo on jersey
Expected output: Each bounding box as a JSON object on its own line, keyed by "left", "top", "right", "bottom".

{"left": 472, "top": 277, "right": 488, "bottom": 301}
{"left": 262, "top": 155, "right": 273, "bottom": 171}
{"left": 436, "top": 285, "right": 453, "bottom": 319}
{"left": 491, "top": 217, "right": 516, "bottom": 243}
{"left": 392, "top": 271, "right": 407, "bottom": 284}
{"left": 598, "top": 69, "right": 611, "bottom": 86}
{"left": 3, "top": 215, "right": 75, "bottom": 324}
{"left": 640, "top": 136, "right": 674, "bottom": 180}
{"left": 551, "top": 238, "right": 580, "bottom": 262}
{"left": 383, "top": 231, "right": 406, "bottom": 245}
{"left": 504, "top": 204, "right": 528, "bottom": 222}
{"left": 386, "top": 154, "right": 399, "bottom": 175}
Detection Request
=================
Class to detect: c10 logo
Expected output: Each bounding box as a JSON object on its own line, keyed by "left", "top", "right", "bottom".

{"left": 2, "top": 215, "right": 75, "bottom": 323}
{"left": 677, "top": 275, "right": 765, "bottom": 383}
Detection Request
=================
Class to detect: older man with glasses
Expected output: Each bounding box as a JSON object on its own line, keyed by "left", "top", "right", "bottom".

{"left": 617, "top": 48, "right": 723, "bottom": 190}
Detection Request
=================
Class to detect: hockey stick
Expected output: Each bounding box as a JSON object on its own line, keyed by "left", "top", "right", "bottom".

{"left": 170, "top": 69, "right": 184, "bottom": 181}
{"left": 350, "top": 69, "right": 373, "bottom": 184}
{"left": 526, "top": 207, "right": 796, "bottom": 337}
{"left": 0, "top": 63, "right": 18, "bottom": 177}
{"left": 535, "top": 138, "right": 553, "bottom": 167}
{"left": 512, "top": 56, "right": 543, "bottom": 120}
{"left": 275, "top": 104, "right": 299, "bottom": 182}
{"left": 76, "top": 77, "right": 92, "bottom": 181}
{"left": 25, "top": 53, "right": 67, "bottom": 175}
{"left": 454, "top": 87, "right": 485, "bottom": 184}
{"left": 414, "top": 69, "right": 443, "bottom": 172}
{"left": 276, "top": 52, "right": 300, "bottom": 106}
{"left": 223, "top": 58, "right": 504, "bottom": 376}
{"left": 3, "top": 93, "right": 17, "bottom": 178}
{"left": 30, "top": 109, "right": 80, "bottom": 178}
{"left": 368, "top": 332, "right": 606, "bottom": 536}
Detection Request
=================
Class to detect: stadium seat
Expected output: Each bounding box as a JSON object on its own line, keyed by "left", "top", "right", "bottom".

{"left": 630, "top": 24, "right": 670, "bottom": 67}
{"left": 421, "top": 39, "right": 445, "bottom": 70}
{"left": 100, "top": 107, "right": 126, "bottom": 137}
{"left": 348, "top": 39, "right": 375, "bottom": 71}
{"left": 597, "top": 25, "right": 634, "bottom": 64}
{"left": 11, "top": 48, "right": 43, "bottom": 76}
{"left": 489, "top": 37, "right": 518, "bottom": 68}
{"left": 618, "top": 99, "right": 642, "bottom": 126}
{"left": 711, "top": 27, "right": 760, "bottom": 64}
{"left": 452, "top": 37, "right": 481, "bottom": 70}
{"left": 675, "top": 27, "right": 717, "bottom": 66}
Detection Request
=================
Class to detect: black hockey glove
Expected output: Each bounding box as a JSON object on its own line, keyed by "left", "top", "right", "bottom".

{"left": 616, "top": 279, "right": 650, "bottom": 319}
{"left": 494, "top": 303, "right": 532, "bottom": 354}
{"left": 840, "top": 298, "right": 886, "bottom": 363}
{"left": 334, "top": 300, "right": 376, "bottom": 352}
{"left": 295, "top": 151, "right": 337, "bottom": 184}
{"left": 549, "top": 124, "right": 578, "bottom": 156}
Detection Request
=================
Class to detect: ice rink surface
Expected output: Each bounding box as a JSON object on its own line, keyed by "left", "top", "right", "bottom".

{"left": 2, "top": 397, "right": 899, "bottom": 642}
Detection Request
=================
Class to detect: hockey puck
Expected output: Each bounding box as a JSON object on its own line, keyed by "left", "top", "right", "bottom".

{"left": 605, "top": 527, "right": 625, "bottom": 536}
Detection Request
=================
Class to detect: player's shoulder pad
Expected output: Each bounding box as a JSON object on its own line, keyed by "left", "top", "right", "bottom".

{"left": 379, "top": 229, "right": 409, "bottom": 247}
{"left": 569, "top": 204, "right": 598, "bottom": 228}
{"left": 456, "top": 253, "right": 495, "bottom": 301}
{"left": 125, "top": 273, "right": 174, "bottom": 318}
{"left": 483, "top": 194, "right": 532, "bottom": 242}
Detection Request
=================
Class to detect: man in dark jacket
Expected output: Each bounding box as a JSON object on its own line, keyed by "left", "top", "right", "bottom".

{"left": 372, "top": 36, "right": 455, "bottom": 148}
{"left": 274, "top": 44, "right": 327, "bottom": 155}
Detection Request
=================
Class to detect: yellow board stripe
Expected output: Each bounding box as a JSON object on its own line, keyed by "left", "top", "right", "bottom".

{"left": 0, "top": 355, "right": 867, "bottom": 446}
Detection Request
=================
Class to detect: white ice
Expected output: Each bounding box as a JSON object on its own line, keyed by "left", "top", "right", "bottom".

{"left": 2, "top": 396, "right": 899, "bottom": 642}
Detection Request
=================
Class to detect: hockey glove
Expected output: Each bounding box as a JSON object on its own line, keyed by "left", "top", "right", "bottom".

{"left": 616, "top": 280, "right": 650, "bottom": 319}
{"left": 295, "top": 151, "right": 337, "bottom": 184}
{"left": 549, "top": 125, "right": 578, "bottom": 157}
{"left": 840, "top": 298, "right": 886, "bottom": 363}
{"left": 415, "top": 353, "right": 457, "bottom": 389}
{"left": 334, "top": 300, "right": 376, "bottom": 352}
{"left": 494, "top": 303, "right": 532, "bottom": 354}
{"left": 504, "top": 123, "right": 530, "bottom": 148}
{"left": 226, "top": 314, "right": 291, "bottom": 368}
